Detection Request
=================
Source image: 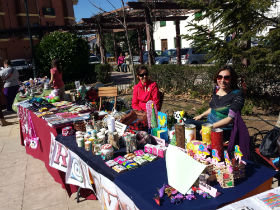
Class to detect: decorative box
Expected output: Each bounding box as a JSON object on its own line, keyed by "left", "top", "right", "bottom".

{"left": 62, "top": 126, "right": 74, "bottom": 136}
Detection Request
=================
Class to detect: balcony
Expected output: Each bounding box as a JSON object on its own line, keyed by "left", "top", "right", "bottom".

{"left": 42, "top": 7, "right": 55, "bottom": 16}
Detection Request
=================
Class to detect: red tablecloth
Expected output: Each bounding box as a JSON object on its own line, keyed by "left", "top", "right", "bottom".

{"left": 18, "top": 106, "right": 96, "bottom": 199}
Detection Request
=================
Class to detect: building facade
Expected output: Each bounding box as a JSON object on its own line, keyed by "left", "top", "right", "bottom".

{"left": 0, "top": 0, "right": 76, "bottom": 61}
{"left": 153, "top": 2, "right": 280, "bottom": 51}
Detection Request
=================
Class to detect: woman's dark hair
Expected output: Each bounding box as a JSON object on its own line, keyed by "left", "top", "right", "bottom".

{"left": 51, "top": 59, "right": 62, "bottom": 73}
{"left": 136, "top": 65, "right": 149, "bottom": 75}
{"left": 3, "top": 59, "right": 11, "bottom": 66}
{"left": 214, "top": 65, "right": 238, "bottom": 89}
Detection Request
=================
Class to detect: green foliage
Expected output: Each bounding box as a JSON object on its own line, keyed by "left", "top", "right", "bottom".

{"left": 35, "top": 31, "right": 91, "bottom": 82}
{"left": 178, "top": 0, "right": 278, "bottom": 66}
{"left": 95, "top": 64, "right": 111, "bottom": 83}
{"left": 241, "top": 100, "right": 254, "bottom": 115}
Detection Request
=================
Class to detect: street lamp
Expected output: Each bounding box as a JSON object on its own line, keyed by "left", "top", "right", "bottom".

{"left": 24, "top": 0, "right": 36, "bottom": 78}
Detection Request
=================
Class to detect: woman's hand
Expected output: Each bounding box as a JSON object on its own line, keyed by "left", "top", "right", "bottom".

{"left": 193, "top": 114, "right": 203, "bottom": 121}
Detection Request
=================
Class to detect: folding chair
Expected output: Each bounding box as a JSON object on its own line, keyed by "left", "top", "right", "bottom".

{"left": 98, "top": 86, "right": 118, "bottom": 111}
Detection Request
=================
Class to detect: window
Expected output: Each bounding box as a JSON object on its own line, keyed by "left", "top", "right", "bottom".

{"left": 160, "top": 21, "right": 166, "bottom": 27}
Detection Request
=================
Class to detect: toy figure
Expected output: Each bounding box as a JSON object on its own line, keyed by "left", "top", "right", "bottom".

{"left": 224, "top": 151, "right": 231, "bottom": 166}
{"left": 174, "top": 110, "right": 186, "bottom": 124}
{"left": 212, "top": 149, "right": 221, "bottom": 164}
{"left": 234, "top": 145, "right": 245, "bottom": 164}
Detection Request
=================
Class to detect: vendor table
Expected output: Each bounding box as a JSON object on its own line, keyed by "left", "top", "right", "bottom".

{"left": 18, "top": 105, "right": 277, "bottom": 210}
{"left": 18, "top": 105, "right": 95, "bottom": 199}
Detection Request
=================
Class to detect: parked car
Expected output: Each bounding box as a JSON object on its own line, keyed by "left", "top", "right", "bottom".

{"left": 170, "top": 48, "right": 207, "bottom": 64}
{"left": 89, "top": 55, "right": 101, "bottom": 64}
{"left": 155, "top": 49, "right": 189, "bottom": 64}
{"left": 10, "top": 59, "right": 30, "bottom": 71}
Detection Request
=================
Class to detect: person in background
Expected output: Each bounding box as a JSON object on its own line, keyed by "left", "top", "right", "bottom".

{"left": 124, "top": 52, "right": 131, "bottom": 72}
{"left": 117, "top": 53, "right": 125, "bottom": 72}
{"left": 49, "top": 59, "right": 65, "bottom": 100}
{"left": 0, "top": 76, "right": 12, "bottom": 126}
{"left": 188, "top": 65, "right": 245, "bottom": 140}
{"left": 132, "top": 65, "right": 160, "bottom": 112}
{"left": 0, "top": 59, "right": 20, "bottom": 113}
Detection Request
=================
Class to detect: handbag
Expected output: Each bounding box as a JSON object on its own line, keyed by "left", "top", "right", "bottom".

{"left": 259, "top": 127, "right": 280, "bottom": 158}
{"left": 24, "top": 112, "right": 40, "bottom": 149}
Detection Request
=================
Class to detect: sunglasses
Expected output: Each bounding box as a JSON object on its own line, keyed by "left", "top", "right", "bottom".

{"left": 138, "top": 72, "right": 148, "bottom": 77}
{"left": 217, "top": 75, "right": 231, "bottom": 81}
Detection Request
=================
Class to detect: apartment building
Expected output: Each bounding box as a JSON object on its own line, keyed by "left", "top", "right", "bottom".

{"left": 0, "top": 0, "right": 76, "bottom": 61}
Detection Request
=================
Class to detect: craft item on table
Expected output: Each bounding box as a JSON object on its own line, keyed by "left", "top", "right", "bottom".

{"left": 78, "top": 85, "right": 87, "bottom": 100}
{"left": 105, "top": 160, "right": 118, "bottom": 168}
{"left": 124, "top": 153, "right": 136, "bottom": 160}
{"left": 94, "top": 120, "right": 102, "bottom": 131}
{"left": 195, "top": 143, "right": 210, "bottom": 160}
{"left": 76, "top": 137, "right": 84, "bottom": 148}
{"left": 169, "top": 130, "right": 176, "bottom": 146}
{"left": 211, "top": 128, "right": 224, "bottom": 160}
{"left": 151, "top": 145, "right": 167, "bottom": 158}
{"left": 257, "top": 192, "right": 280, "bottom": 209}
{"left": 124, "top": 133, "right": 137, "bottom": 153}
{"left": 142, "top": 153, "right": 157, "bottom": 162}
{"left": 214, "top": 164, "right": 235, "bottom": 188}
{"left": 46, "top": 89, "right": 60, "bottom": 103}
{"left": 76, "top": 131, "right": 84, "bottom": 139}
{"left": 84, "top": 141, "right": 92, "bottom": 151}
{"left": 185, "top": 124, "right": 196, "bottom": 143}
{"left": 84, "top": 133, "right": 91, "bottom": 141}
{"left": 234, "top": 145, "right": 246, "bottom": 164}
{"left": 174, "top": 111, "right": 186, "bottom": 124}
{"left": 93, "top": 143, "right": 102, "bottom": 155}
{"left": 105, "top": 160, "right": 118, "bottom": 167}
{"left": 122, "top": 160, "right": 138, "bottom": 169}
{"left": 85, "top": 121, "right": 93, "bottom": 131}
{"left": 73, "top": 121, "right": 86, "bottom": 132}
{"left": 175, "top": 123, "right": 185, "bottom": 149}
{"left": 100, "top": 144, "right": 114, "bottom": 160}
{"left": 91, "top": 129, "right": 98, "bottom": 139}
{"left": 199, "top": 177, "right": 220, "bottom": 197}
{"left": 62, "top": 126, "right": 74, "bottom": 136}
{"left": 201, "top": 123, "right": 212, "bottom": 145}
{"left": 224, "top": 151, "right": 232, "bottom": 166}
{"left": 134, "top": 150, "right": 145, "bottom": 156}
{"left": 112, "top": 165, "right": 127, "bottom": 173}
{"left": 144, "top": 144, "right": 153, "bottom": 154}
{"left": 108, "top": 131, "right": 119, "bottom": 149}
{"left": 114, "top": 156, "right": 127, "bottom": 165}
{"left": 97, "top": 133, "right": 106, "bottom": 144}
{"left": 107, "top": 115, "right": 115, "bottom": 133}
{"left": 136, "top": 131, "right": 151, "bottom": 149}
{"left": 133, "top": 156, "right": 148, "bottom": 165}
{"left": 146, "top": 100, "right": 158, "bottom": 129}
{"left": 115, "top": 121, "right": 127, "bottom": 137}
{"left": 212, "top": 149, "right": 221, "bottom": 164}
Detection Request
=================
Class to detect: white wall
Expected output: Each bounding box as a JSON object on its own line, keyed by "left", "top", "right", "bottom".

{"left": 153, "top": 1, "right": 280, "bottom": 51}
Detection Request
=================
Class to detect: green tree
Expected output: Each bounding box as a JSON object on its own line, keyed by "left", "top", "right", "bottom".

{"left": 35, "top": 31, "right": 91, "bottom": 82}
{"left": 178, "top": 0, "right": 277, "bottom": 66}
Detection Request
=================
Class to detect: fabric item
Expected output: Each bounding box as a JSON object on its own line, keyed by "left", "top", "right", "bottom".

{"left": 117, "top": 56, "right": 125, "bottom": 65}
{"left": 50, "top": 67, "right": 64, "bottom": 89}
{"left": 132, "top": 80, "right": 160, "bottom": 112}
{"left": 227, "top": 112, "right": 251, "bottom": 160}
{"left": 0, "top": 67, "right": 20, "bottom": 88}
{"left": 209, "top": 87, "right": 244, "bottom": 121}
{"left": 4, "top": 85, "right": 19, "bottom": 111}
{"left": 114, "top": 158, "right": 276, "bottom": 210}
{"left": 259, "top": 127, "right": 280, "bottom": 158}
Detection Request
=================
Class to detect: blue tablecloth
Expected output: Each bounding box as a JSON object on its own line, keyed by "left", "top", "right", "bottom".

{"left": 56, "top": 134, "right": 276, "bottom": 210}
{"left": 114, "top": 158, "right": 276, "bottom": 210}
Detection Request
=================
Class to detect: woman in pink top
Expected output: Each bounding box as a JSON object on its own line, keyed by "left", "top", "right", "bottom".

{"left": 49, "top": 59, "right": 65, "bottom": 100}
{"left": 132, "top": 65, "right": 160, "bottom": 112}
{"left": 117, "top": 53, "right": 125, "bottom": 72}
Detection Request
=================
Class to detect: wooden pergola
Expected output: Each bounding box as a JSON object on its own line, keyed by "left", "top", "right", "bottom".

{"left": 80, "top": 1, "right": 196, "bottom": 66}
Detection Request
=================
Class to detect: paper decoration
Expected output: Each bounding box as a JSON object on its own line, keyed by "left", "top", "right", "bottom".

{"left": 151, "top": 103, "right": 158, "bottom": 128}
{"left": 146, "top": 100, "right": 158, "bottom": 128}
{"left": 199, "top": 183, "right": 220, "bottom": 197}
{"left": 115, "top": 121, "right": 127, "bottom": 137}
{"left": 65, "top": 151, "right": 85, "bottom": 188}
{"left": 49, "top": 135, "right": 69, "bottom": 172}
{"left": 166, "top": 145, "right": 206, "bottom": 194}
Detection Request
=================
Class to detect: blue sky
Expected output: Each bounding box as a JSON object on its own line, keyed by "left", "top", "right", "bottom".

{"left": 74, "top": 0, "right": 136, "bottom": 22}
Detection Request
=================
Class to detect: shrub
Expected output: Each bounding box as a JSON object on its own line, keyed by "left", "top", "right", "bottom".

{"left": 34, "top": 31, "right": 92, "bottom": 83}
{"left": 95, "top": 64, "right": 111, "bottom": 83}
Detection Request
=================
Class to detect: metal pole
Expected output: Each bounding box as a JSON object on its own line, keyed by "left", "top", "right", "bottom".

{"left": 24, "top": 0, "right": 36, "bottom": 78}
